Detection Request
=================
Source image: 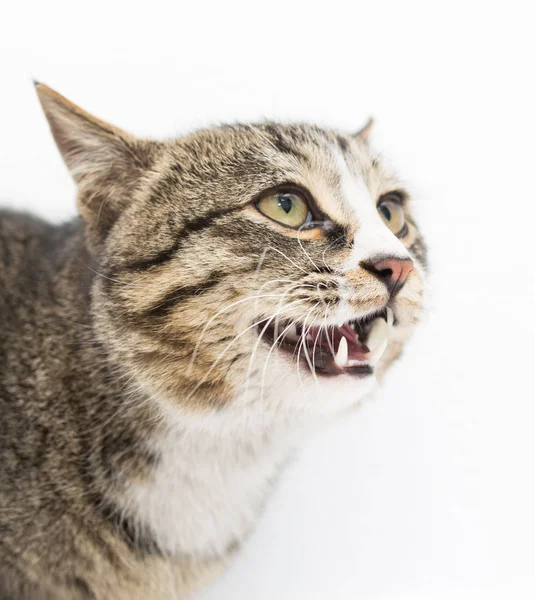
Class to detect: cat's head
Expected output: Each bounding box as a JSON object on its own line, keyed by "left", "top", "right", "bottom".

{"left": 36, "top": 84, "right": 426, "bottom": 426}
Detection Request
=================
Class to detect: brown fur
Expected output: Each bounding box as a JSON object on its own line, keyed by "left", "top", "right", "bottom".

{"left": 0, "top": 84, "right": 427, "bottom": 598}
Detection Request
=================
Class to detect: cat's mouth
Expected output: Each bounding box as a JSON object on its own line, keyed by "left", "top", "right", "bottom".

{"left": 258, "top": 308, "right": 393, "bottom": 377}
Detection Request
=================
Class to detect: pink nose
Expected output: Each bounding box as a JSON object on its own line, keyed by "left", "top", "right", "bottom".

{"left": 361, "top": 257, "right": 414, "bottom": 295}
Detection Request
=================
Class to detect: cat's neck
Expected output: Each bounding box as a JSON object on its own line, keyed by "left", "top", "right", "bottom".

{"left": 111, "top": 395, "right": 308, "bottom": 559}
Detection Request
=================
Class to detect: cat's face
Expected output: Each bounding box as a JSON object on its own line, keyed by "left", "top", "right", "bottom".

{"left": 37, "top": 85, "right": 426, "bottom": 424}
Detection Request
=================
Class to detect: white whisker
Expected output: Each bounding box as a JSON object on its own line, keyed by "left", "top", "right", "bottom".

{"left": 186, "top": 299, "right": 308, "bottom": 402}
{"left": 260, "top": 317, "right": 301, "bottom": 405}
{"left": 321, "top": 234, "right": 345, "bottom": 269}
{"left": 262, "top": 246, "right": 309, "bottom": 274}
{"left": 244, "top": 282, "right": 311, "bottom": 395}
{"left": 296, "top": 303, "right": 320, "bottom": 391}
{"left": 296, "top": 224, "right": 321, "bottom": 271}
{"left": 187, "top": 291, "right": 302, "bottom": 374}
{"left": 77, "top": 258, "right": 152, "bottom": 287}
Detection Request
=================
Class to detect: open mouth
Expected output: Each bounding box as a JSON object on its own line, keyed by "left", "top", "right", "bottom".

{"left": 258, "top": 308, "right": 393, "bottom": 377}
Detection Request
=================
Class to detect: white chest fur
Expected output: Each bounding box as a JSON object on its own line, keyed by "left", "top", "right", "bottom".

{"left": 122, "top": 416, "right": 301, "bottom": 559}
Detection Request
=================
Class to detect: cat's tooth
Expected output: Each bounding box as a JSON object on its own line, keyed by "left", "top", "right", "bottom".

{"left": 366, "top": 317, "right": 389, "bottom": 352}
{"left": 386, "top": 307, "right": 394, "bottom": 328}
{"left": 287, "top": 324, "right": 298, "bottom": 339}
{"left": 334, "top": 336, "right": 348, "bottom": 368}
{"left": 367, "top": 339, "right": 388, "bottom": 367}
{"left": 348, "top": 359, "right": 366, "bottom": 367}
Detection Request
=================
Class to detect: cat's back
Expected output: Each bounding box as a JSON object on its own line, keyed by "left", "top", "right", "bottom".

{"left": 0, "top": 209, "right": 66, "bottom": 292}
{"left": 0, "top": 207, "right": 96, "bottom": 450}
{"left": 0, "top": 208, "right": 87, "bottom": 321}
{"left": 0, "top": 209, "right": 206, "bottom": 599}
{"left": 0, "top": 209, "right": 64, "bottom": 320}
{"left": 0, "top": 210, "right": 96, "bottom": 599}
{"left": 1, "top": 210, "right": 68, "bottom": 381}
{"left": 0, "top": 208, "right": 90, "bottom": 404}
{"left": 0, "top": 208, "right": 81, "bottom": 433}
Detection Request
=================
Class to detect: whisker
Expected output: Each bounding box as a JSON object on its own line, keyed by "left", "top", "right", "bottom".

{"left": 253, "top": 247, "right": 270, "bottom": 281}
{"left": 244, "top": 282, "right": 309, "bottom": 395}
{"left": 185, "top": 299, "right": 308, "bottom": 402}
{"left": 322, "top": 309, "right": 337, "bottom": 360}
{"left": 321, "top": 234, "right": 345, "bottom": 269}
{"left": 260, "top": 316, "right": 301, "bottom": 405}
{"left": 296, "top": 303, "right": 320, "bottom": 391}
{"left": 252, "top": 279, "right": 316, "bottom": 315}
{"left": 313, "top": 283, "right": 337, "bottom": 360}
{"left": 296, "top": 223, "right": 321, "bottom": 271}
{"left": 261, "top": 246, "right": 309, "bottom": 274}
{"left": 77, "top": 258, "right": 151, "bottom": 287}
{"left": 187, "top": 291, "right": 304, "bottom": 374}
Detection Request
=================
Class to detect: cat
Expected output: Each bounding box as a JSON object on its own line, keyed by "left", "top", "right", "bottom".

{"left": 0, "top": 83, "right": 427, "bottom": 599}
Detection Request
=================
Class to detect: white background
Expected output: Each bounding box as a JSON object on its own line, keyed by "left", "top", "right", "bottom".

{"left": 2, "top": 2, "right": 534, "bottom": 598}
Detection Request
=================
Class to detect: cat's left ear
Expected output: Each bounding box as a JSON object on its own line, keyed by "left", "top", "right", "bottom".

{"left": 354, "top": 117, "right": 374, "bottom": 144}
{"left": 35, "top": 82, "right": 160, "bottom": 245}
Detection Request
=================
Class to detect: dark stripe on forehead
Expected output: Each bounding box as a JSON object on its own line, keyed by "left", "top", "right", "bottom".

{"left": 261, "top": 124, "right": 312, "bottom": 166}
{"left": 336, "top": 134, "right": 349, "bottom": 154}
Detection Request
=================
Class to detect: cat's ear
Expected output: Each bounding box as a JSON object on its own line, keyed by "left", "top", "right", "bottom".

{"left": 354, "top": 117, "right": 374, "bottom": 144}
{"left": 35, "top": 82, "right": 159, "bottom": 243}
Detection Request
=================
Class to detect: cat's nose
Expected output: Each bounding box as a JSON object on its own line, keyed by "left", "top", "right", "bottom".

{"left": 360, "top": 256, "right": 414, "bottom": 295}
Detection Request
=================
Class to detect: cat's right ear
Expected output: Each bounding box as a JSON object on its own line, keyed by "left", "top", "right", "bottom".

{"left": 35, "top": 82, "right": 159, "bottom": 244}
{"left": 354, "top": 117, "right": 374, "bottom": 144}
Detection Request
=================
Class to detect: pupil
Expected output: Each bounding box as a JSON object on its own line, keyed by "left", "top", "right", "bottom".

{"left": 278, "top": 194, "right": 293, "bottom": 214}
{"left": 381, "top": 205, "right": 391, "bottom": 221}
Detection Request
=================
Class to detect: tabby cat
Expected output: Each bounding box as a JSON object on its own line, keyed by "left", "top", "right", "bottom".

{"left": 0, "top": 83, "right": 427, "bottom": 599}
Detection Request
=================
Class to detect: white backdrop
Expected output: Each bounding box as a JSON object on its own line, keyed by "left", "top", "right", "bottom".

{"left": 2, "top": 2, "right": 534, "bottom": 598}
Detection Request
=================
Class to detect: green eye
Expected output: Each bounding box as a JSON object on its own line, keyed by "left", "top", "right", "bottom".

{"left": 256, "top": 190, "right": 313, "bottom": 228}
{"left": 377, "top": 194, "right": 407, "bottom": 237}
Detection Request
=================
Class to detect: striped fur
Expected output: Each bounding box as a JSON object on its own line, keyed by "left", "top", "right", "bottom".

{"left": 0, "top": 84, "right": 427, "bottom": 599}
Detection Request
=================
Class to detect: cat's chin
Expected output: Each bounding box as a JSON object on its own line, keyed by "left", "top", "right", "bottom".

{"left": 256, "top": 308, "right": 393, "bottom": 378}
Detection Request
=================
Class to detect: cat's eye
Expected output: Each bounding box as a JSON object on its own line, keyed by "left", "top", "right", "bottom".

{"left": 255, "top": 190, "right": 313, "bottom": 229}
{"left": 377, "top": 194, "right": 407, "bottom": 237}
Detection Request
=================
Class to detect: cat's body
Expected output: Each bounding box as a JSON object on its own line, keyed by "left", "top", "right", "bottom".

{"left": 0, "top": 211, "right": 295, "bottom": 598}
{"left": 0, "top": 85, "right": 426, "bottom": 599}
